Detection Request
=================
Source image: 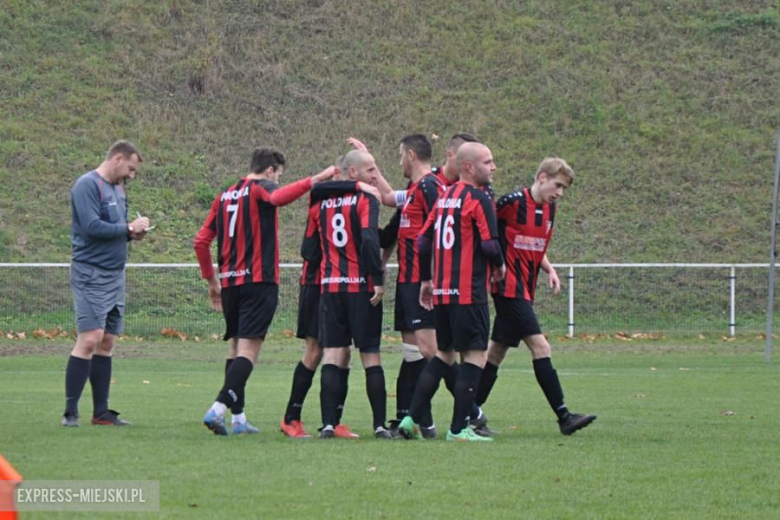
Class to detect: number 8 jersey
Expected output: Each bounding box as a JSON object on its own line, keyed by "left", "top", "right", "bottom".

{"left": 420, "top": 182, "right": 500, "bottom": 305}
{"left": 312, "top": 188, "right": 384, "bottom": 293}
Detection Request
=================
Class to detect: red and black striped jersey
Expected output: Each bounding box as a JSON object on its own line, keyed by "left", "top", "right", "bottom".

{"left": 491, "top": 187, "right": 556, "bottom": 301}
{"left": 420, "top": 182, "right": 500, "bottom": 305}
{"left": 313, "top": 189, "right": 383, "bottom": 293}
{"left": 194, "top": 176, "right": 312, "bottom": 288}
{"left": 396, "top": 173, "right": 444, "bottom": 283}
{"left": 431, "top": 166, "right": 456, "bottom": 188}
{"left": 300, "top": 199, "right": 322, "bottom": 286}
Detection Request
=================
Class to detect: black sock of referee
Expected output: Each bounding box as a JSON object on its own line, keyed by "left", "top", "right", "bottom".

{"left": 451, "top": 362, "right": 483, "bottom": 434}
{"left": 217, "top": 356, "right": 253, "bottom": 412}
{"left": 224, "top": 358, "right": 243, "bottom": 415}
{"left": 319, "top": 364, "right": 341, "bottom": 427}
{"left": 64, "top": 355, "right": 91, "bottom": 416}
{"left": 475, "top": 361, "right": 499, "bottom": 407}
{"left": 335, "top": 367, "right": 350, "bottom": 424}
{"left": 285, "top": 361, "right": 315, "bottom": 424}
{"left": 89, "top": 354, "right": 112, "bottom": 417}
{"left": 365, "top": 366, "right": 387, "bottom": 429}
{"left": 409, "top": 357, "right": 448, "bottom": 424}
{"left": 533, "top": 357, "right": 569, "bottom": 419}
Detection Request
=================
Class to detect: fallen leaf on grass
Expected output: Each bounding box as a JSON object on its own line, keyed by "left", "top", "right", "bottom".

{"left": 143, "top": 380, "right": 150, "bottom": 385}
{"left": 614, "top": 332, "right": 631, "bottom": 341}
{"left": 721, "top": 336, "right": 735, "bottom": 342}
{"left": 366, "top": 466, "right": 377, "bottom": 472}
{"left": 679, "top": 367, "right": 690, "bottom": 371}
{"left": 210, "top": 334, "right": 220, "bottom": 340}
{"left": 634, "top": 393, "right": 646, "bottom": 398}
{"left": 650, "top": 367, "right": 657, "bottom": 371}
{"left": 720, "top": 410, "right": 735, "bottom": 416}
{"left": 698, "top": 334, "right": 706, "bottom": 340}
{"left": 161, "top": 328, "right": 187, "bottom": 341}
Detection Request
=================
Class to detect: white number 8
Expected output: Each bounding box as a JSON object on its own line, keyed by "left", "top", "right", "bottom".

{"left": 332, "top": 213, "right": 348, "bottom": 247}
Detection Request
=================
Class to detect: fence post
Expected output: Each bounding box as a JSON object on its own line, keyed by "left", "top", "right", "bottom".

{"left": 729, "top": 265, "right": 736, "bottom": 337}
{"left": 568, "top": 266, "right": 575, "bottom": 338}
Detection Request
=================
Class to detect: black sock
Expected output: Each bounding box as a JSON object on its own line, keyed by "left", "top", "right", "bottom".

{"left": 409, "top": 357, "right": 449, "bottom": 423}
{"left": 396, "top": 359, "right": 426, "bottom": 420}
{"left": 217, "top": 356, "right": 253, "bottom": 411}
{"left": 476, "top": 361, "right": 499, "bottom": 407}
{"left": 285, "top": 361, "right": 315, "bottom": 424}
{"left": 224, "top": 358, "right": 243, "bottom": 414}
{"left": 365, "top": 365, "right": 387, "bottom": 429}
{"left": 64, "top": 355, "right": 91, "bottom": 416}
{"left": 89, "top": 355, "right": 112, "bottom": 417}
{"left": 335, "top": 367, "right": 350, "bottom": 424}
{"left": 533, "top": 357, "right": 568, "bottom": 419}
{"left": 408, "top": 359, "right": 432, "bottom": 427}
{"left": 443, "top": 361, "right": 460, "bottom": 395}
{"left": 450, "top": 362, "right": 482, "bottom": 434}
{"left": 320, "top": 364, "right": 341, "bottom": 427}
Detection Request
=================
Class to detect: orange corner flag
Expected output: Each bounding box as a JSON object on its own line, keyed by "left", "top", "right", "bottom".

{"left": 0, "top": 453, "right": 22, "bottom": 519}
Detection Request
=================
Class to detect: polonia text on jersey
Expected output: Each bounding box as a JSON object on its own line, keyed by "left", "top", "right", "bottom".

{"left": 436, "top": 198, "right": 462, "bottom": 209}
{"left": 220, "top": 186, "right": 250, "bottom": 201}
{"left": 320, "top": 195, "right": 357, "bottom": 209}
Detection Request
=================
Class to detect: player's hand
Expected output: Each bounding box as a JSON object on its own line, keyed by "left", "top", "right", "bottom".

{"left": 547, "top": 267, "right": 561, "bottom": 295}
{"left": 357, "top": 182, "right": 380, "bottom": 200}
{"left": 493, "top": 264, "right": 506, "bottom": 283}
{"left": 370, "top": 285, "right": 384, "bottom": 306}
{"left": 347, "top": 137, "right": 368, "bottom": 152}
{"left": 207, "top": 277, "right": 222, "bottom": 311}
{"left": 311, "top": 165, "right": 337, "bottom": 185}
{"left": 419, "top": 280, "right": 434, "bottom": 311}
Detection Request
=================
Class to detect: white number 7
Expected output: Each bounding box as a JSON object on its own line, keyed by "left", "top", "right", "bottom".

{"left": 227, "top": 204, "right": 239, "bottom": 237}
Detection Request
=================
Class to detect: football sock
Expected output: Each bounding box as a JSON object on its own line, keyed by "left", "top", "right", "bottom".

{"left": 335, "top": 367, "right": 350, "bottom": 424}
{"left": 319, "top": 364, "right": 341, "bottom": 427}
{"left": 89, "top": 354, "right": 112, "bottom": 417}
{"left": 409, "top": 356, "right": 449, "bottom": 423}
{"left": 475, "top": 361, "right": 499, "bottom": 407}
{"left": 64, "top": 355, "right": 91, "bottom": 416}
{"left": 365, "top": 365, "right": 387, "bottom": 429}
{"left": 533, "top": 357, "right": 568, "bottom": 419}
{"left": 395, "top": 360, "right": 413, "bottom": 419}
{"left": 232, "top": 412, "right": 246, "bottom": 425}
{"left": 210, "top": 402, "right": 228, "bottom": 416}
{"left": 217, "top": 356, "right": 253, "bottom": 412}
{"left": 285, "top": 361, "right": 316, "bottom": 424}
{"left": 451, "top": 362, "right": 482, "bottom": 434}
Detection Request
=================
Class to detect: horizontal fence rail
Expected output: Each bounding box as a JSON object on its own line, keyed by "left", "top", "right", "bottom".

{"left": 0, "top": 263, "right": 776, "bottom": 339}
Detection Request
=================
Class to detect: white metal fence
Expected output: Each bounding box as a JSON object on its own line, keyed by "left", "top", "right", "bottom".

{"left": 0, "top": 263, "right": 774, "bottom": 339}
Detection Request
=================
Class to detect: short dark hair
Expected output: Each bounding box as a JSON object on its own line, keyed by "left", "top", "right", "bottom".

{"left": 400, "top": 134, "right": 433, "bottom": 161}
{"left": 447, "top": 133, "right": 480, "bottom": 151}
{"left": 107, "top": 140, "right": 143, "bottom": 162}
{"left": 250, "top": 148, "right": 286, "bottom": 173}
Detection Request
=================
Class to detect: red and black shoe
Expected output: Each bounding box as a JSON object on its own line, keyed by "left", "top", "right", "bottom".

{"left": 92, "top": 409, "right": 131, "bottom": 426}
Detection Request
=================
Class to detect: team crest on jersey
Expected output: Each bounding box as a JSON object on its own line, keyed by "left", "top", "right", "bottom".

{"left": 400, "top": 214, "right": 411, "bottom": 228}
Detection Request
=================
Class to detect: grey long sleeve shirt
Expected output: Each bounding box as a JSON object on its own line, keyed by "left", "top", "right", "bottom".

{"left": 70, "top": 170, "right": 130, "bottom": 270}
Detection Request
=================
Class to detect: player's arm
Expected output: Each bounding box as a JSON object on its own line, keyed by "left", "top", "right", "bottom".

{"left": 360, "top": 196, "right": 384, "bottom": 305}
{"left": 541, "top": 254, "right": 561, "bottom": 295}
{"left": 263, "top": 165, "right": 337, "bottom": 207}
{"left": 193, "top": 196, "right": 221, "bottom": 311}
{"left": 416, "top": 209, "right": 437, "bottom": 310}
{"left": 475, "top": 193, "right": 505, "bottom": 281}
{"left": 346, "top": 136, "right": 398, "bottom": 208}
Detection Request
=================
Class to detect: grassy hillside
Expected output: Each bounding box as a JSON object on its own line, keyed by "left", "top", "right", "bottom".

{"left": 1, "top": 0, "right": 778, "bottom": 264}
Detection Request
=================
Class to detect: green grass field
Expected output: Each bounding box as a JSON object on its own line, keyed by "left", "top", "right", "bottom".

{"left": 1, "top": 338, "right": 778, "bottom": 519}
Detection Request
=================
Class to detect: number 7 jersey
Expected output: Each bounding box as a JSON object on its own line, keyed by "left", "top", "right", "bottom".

{"left": 420, "top": 182, "right": 500, "bottom": 305}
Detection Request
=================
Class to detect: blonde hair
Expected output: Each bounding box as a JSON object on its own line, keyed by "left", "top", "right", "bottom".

{"left": 536, "top": 157, "right": 573, "bottom": 185}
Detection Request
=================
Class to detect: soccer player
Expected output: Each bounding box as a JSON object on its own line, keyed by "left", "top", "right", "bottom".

{"left": 194, "top": 147, "right": 336, "bottom": 436}
{"left": 431, "top": 133, "right": 481, "bottom": 187}
{"left": 476, "top": 157, "right": 597, "bottom": 435}
{"left": 398, "top": 142, "right": 506, "bottom": 442}
{"left": 62, "top": 140, "right": 151, "bottom": 427}
{"left": 312, "top": 149, "right": 392, "bottom": 439}
{"left": 281, "top": 159, "right": 380, "bottom": 439}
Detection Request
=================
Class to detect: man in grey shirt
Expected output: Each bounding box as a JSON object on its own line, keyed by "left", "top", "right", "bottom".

{"left": 62, "top": 140, "right": 151, "bottom": 427}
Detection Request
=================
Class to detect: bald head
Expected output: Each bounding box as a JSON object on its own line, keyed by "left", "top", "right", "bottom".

{"left": 456, "top": 143, "right": 495, "bottom": 187}
{"left": 343, "top": 149, "right": 378, "bottom": 184}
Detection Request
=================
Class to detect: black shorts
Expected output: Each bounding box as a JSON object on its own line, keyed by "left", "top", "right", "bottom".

{"left": 318, "top": 292, "right": 382, "bottom": 352}
{"left": 221, "top": 283, "right": 278, "bottom": 340}
{"left": 394, "top": 282, "right": 435, "bottom": 331}
{"left": 296, "top": 284, "right": 320, "bottom": 339}
{"left": 435, "top": 303, "right": 489, "bottom": 352}
{"left": 490, "top": 295, "right": 542, "bottom": 347}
